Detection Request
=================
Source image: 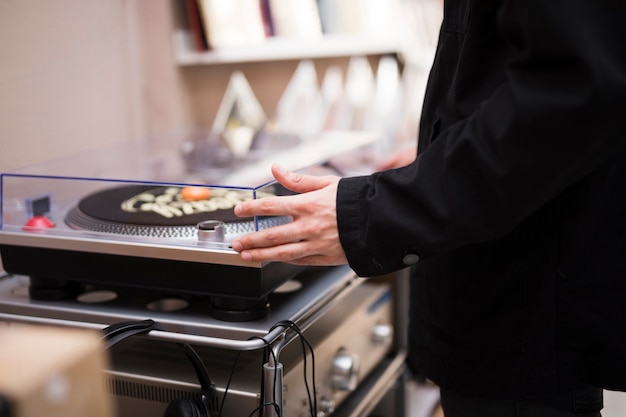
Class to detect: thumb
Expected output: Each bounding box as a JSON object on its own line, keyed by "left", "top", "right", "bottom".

{"left": 271, "top": 163, "right": 336, "bottom": 193}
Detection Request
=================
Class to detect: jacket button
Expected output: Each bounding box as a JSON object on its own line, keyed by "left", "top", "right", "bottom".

{"left": 402, "top": 254, "right": 420, "bottom": 265}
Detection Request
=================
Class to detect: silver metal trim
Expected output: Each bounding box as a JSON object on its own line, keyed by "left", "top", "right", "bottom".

{"left": 0, "top": 267, "right": 363, "bottom": 351}
{"left": 0, "top": 229, "right": 256, "bottom": 267}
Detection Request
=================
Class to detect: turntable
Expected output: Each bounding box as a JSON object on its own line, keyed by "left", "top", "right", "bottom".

{"left": 0, "top": 131, "right": 410, "bottom": 417}
{"left": 0, "top": 131, "right": 377, "bottom": 321}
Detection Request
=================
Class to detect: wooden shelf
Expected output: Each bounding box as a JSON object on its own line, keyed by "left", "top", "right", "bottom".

{"left": 174, "top": 33, "right": 402, "bottom": 66}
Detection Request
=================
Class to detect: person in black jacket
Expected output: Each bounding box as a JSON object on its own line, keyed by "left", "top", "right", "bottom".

{"left": 232, "top": 1, "right": 626, "bottom": 415}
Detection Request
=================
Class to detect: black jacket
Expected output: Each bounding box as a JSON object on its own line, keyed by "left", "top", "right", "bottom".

{"left": 337, "top": 0, "right": 626, "bottom": 398}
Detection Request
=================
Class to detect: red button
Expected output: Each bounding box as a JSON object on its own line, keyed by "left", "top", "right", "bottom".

{"left": 23, "top": 216, "right": 55, "bottom": 231}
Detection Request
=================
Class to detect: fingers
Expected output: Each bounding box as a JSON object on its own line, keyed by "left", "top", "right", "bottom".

{"left": 232, "top": 231, "right": 347, "bottom": 265}
{"left": 272, "top": 164, "right": 338, "bottom": 193}
{"left": 233, "top": 216, "right": 320, "bottom": 255}
{"left": 231, "top": 222, "right": 296, "bottom": 255}
{"left": 234, "top": 165, "right": 339, "bottom": 218}
{"left": 231, "top": 211, "right": 346, "bottom": 265}
{"left": 231, "top": 165, "right": 344, "bottom": 266}
{"left": 234, "top": 194, "right": 286, "bottom": 218}
{"left": 233, "top": 240, "right": 308, "bottom": 263}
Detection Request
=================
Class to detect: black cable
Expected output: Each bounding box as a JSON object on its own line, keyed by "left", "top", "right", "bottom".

{"left": 288, "top": 324, "right": 315, "bottom": 417}
{"left": 249, "top": 336, "right": 281, "bottom": 416}
{"left": 270, "top": 320, "right": 317, "bottom": 417}
{"left": 247, "top": 402, "right": 281, "bottom": 417}
{"left": 217, "top": 349, "right": 242, "bottom": 417}
{"left": 179, "top": 343, "right": 214, "bottom": 393}
{"left": 243, "top": 320, "right": 319, "bottom": 417}
{"left": 290, "top": 321, "right": 317, "bottom": 417}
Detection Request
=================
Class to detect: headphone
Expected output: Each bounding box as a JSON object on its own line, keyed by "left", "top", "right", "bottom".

{"left": 101, "top": 319, "right": 214, "bottom": 417}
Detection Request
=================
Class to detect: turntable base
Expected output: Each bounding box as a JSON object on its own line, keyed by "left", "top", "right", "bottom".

{"left": 0, "top": 243, "right": 303, "bottom": 322}
{"left": 26, "top": 275, "right": 271, "bottom": 321}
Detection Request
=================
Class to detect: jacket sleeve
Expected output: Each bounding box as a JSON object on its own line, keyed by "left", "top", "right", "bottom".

{"left": 337, "top": 0, "right": 626, "bottom": 277}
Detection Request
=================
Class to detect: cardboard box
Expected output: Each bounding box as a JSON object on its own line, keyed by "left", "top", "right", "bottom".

{"left": 0, "top": 324, "right": 113, "bottom": 417}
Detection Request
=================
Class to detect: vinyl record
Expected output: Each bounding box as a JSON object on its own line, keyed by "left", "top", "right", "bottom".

{"left": 65, "top": 184, "right": 287, "bottom": 238}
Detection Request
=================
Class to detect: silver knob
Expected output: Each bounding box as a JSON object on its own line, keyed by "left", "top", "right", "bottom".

{"left": 318, "top": 397, "right": 335, "bottom": 414}
{"left": 371, "top": 323, "right": 393, "bottom": 345}
{"left": 331, "top": 349, "right": 360, "bottom": 391}
{"left": 197, "top": 220, "right": 225, "bottom": 243}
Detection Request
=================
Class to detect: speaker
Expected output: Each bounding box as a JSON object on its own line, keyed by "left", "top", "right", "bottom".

{"left": 101, "top": 320, "right": 214, "bottom": 417}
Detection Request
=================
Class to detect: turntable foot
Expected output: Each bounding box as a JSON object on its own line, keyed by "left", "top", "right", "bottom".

{"left": 210, "top": 296, "right": 270, "bottom": 321}
{"left": 29, "top": 277, "right": 83, "bottom": 301}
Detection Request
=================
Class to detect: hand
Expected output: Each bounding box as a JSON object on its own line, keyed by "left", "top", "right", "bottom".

{"left": 231, "top": 164, "right": 348, "bottom": 266}
{"left": 375, "top": 144, "right": 417, "bottom": 171}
